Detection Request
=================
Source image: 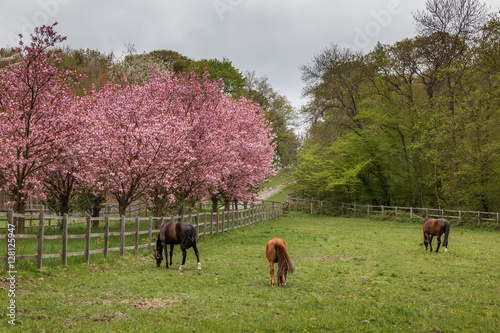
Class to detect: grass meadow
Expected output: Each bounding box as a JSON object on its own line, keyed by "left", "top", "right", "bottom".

{"left": 1, "top": 208, "right": 499, "bottom": 332}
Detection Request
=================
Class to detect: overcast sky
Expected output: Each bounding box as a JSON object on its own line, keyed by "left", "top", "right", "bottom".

{"left": 1, "top": 0, "right": 499, "bottom": 113}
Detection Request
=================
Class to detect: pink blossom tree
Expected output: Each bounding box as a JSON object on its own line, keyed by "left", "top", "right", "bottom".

{"left": 82, "top": 75, "right": 192, "bottom": 217}
{"left": 0, "top": 23, "right": 82, "bottom": 233}
{"left": 209, "top": 97, "right": 277, "bottom": 211}
{"left": 148, "top": 71, "right": 229, "bottom": 217}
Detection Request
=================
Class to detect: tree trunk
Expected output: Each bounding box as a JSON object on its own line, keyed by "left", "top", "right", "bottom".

{"left": 118, "top": 201, "right": 128, "bottom": 217}
{"left": 224, "top": 199, "right": 230, "bottom": 222}
{"left": 91, "top": 194, "right": 105, "bottom": 228}
{"left": 211, "top": 195, "right": 218, "bottom": 213}
{"left": 14, "top": 199, "right": 26, "bottom": 234}
{"left": 153, "top": 196, "right": 166, "bottom": 218}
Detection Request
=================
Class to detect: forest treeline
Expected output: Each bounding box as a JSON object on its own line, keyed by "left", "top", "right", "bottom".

{"left": 294, "top": 0, "right": 500, "bottom": 212}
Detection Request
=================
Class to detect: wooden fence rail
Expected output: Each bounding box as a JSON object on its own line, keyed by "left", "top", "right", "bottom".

{"left": 0, "top": 201, "right": 287, "bottom": 270}
{"left": 288, "top": 196, "right": 500, "bottom": 228}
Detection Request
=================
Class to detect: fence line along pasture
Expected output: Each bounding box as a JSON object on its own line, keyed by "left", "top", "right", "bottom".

{"left": 287, "top": 196, "right": 500, "bottom": 228}
{"left": 0, "top": 201, "right": 287, "bottom": 270}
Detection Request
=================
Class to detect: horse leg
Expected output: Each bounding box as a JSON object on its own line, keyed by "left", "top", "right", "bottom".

{"left": 268, "top": 260, "right": 275, "bottom": 286}
{"left": 179, "top": 246, "right": 187, "bottom": 270}
{"left": 435, "top": 235, "right": 441, "bottom": 253}
{"left": 192, "top": 243, "right": 201, "bottom": 270}
{"left": 429, "top": 235, "right": 434, "bottom": 252}
{"left": 278, "top": 269, "right": 284, "bottom": 286}
{"left": 167, "top": 244, "right": 174, "bottom": 268}
{"left": 162, "top": 241, "right": 169, "bottom": 268}
{"left": 423, "top": 232, "right": 429, "bottom": 251}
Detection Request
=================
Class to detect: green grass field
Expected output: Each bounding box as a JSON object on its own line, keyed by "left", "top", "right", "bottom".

{"left": 1, "top": 210, "right": 499, "bottom": 332}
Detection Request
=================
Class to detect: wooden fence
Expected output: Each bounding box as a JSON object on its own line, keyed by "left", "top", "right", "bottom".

{"left": 288, "top": 196, "right": 500, "bottom": 228}
{"left": 0, "top": 201, "right": 287, "bottom": 270}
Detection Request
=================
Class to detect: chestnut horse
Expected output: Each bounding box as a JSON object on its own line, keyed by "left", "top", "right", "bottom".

{"left": 423, "top": 218, "right": 450, "bottom": 254}
{"left": 265, "top": 237, "right": 294, "bottom": 286}
{"left": 154, "top": 221, "right": 201, "bottom": 270}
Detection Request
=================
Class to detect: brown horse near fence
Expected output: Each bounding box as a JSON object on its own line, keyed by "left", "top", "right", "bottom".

{"left": 423, "top": 218, "right": 450, "bottom": 254}
{"left": 154, "top": 221, "right": 201, "bottom": 270}
{"left": 265, "top": 237, "right": 294, "bottom": 286}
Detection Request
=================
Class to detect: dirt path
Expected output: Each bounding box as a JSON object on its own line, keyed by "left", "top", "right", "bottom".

{"left": 258, "top": 184, "right": 285, "bottom": 201}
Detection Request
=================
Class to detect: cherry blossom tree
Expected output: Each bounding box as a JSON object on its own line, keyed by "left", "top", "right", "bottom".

{"left": 209, "top": 97, "right": 277, "bottom": 211}
{"left": 82, "top": 75, "right": 192, "bottom": 216}
{"left": 148, "top": 71, "right": 228, "bottom": 217}
{"left": 0, "top": 23, "right": 82, "bottom": 233}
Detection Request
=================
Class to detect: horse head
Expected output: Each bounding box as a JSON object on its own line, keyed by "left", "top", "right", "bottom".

{"left": 154, "top": 248, "right": 163, "bottom": 267}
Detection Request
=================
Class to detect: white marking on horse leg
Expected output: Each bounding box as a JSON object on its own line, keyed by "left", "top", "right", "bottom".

{"left": 198, "top": 262, "right": 201, "bottom": 270}
{"left": 179, "top": 265, "right": 184, "bottom": 270}
{"left": 444, "top": 248, "right": 448, "bottom": 254}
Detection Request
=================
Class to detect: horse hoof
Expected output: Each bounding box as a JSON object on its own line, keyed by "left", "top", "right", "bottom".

{"left": 444, "top": 248, "right": 448, "bottom": 254}
{"left": 198, "top": 263, "right": 201, "bottom": 270}
{"left": 179, "top": 265, "right": 184, "bottom": 270}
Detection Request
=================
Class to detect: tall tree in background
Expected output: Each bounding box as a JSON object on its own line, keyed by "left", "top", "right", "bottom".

{"left": 294, "top": 1, "right": 497, "bottom": 211}
{"left": 57, "top": 48, "right": 114, "bottom": 94}
{"left": 412, "top": 0, "right": 489, "bottom": 208}
{"left": 147, "top": 49, "right": 192, "bottom": 73}
{"left": 189, "top": 57, "right": 246, "bottom": 98}
{"left": 244, "top": 71, "right": 298, "bottom": 168}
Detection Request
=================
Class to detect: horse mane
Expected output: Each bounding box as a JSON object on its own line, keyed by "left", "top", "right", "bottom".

{"left": 276, "top": 242, "right": 294, "bottom": 277}
{"left": 155, "top": 231, "right": 163, "bottom": 252}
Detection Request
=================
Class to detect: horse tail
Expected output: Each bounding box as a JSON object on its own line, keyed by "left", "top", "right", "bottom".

{"left": 443, "top": 220, "right": 450, "bottom": 248}
{"left": 183, "top": 224, "right": 198, "bottom": 249}
{"left": 276, "top": 242, "right": 294, "bottom": 277}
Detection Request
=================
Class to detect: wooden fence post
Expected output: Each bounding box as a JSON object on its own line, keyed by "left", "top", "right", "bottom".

{"left": 62, "top": 214, "right": 68, "bottom": 266}
{"left": 367, "top": 205, "right": 370, "bottom": 217}
{"left": 135, "top": 216, "right": 139, "bottom": 251}
{"left": 104, "top": 216, "right": 109, "bottom": 259}
{"left": 210, "top": 212, "right": 213, "bottom": 235}
{"left": 218, "top": 212, "right": 222, "bottom": 233}
{"left": 196, "top": 213, "right": 200, "bottom": 235}
{"left": 120, "top": 215, "right": 125, "bottom": 257}
{"left": 37, "top": 211, "right": 45, "bottom": 270}
{"left": 410, "top": 207, "right": 413, "bottom": 219}
{"left": 148, "top": 217, "right": 152, "bottom": 251}
{"left": 203, "top": 212, "right": 207, "bottom": 236}
{"left": 85, "top": 215, "right": 91, "bottom": 264}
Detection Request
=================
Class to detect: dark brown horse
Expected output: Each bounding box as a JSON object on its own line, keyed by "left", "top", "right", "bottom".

{"left": 423, "top": 218, "right": 450, "bottom": 254}
{"left": 154, "top": 221, "right": 201, "bottom": 270}
{"left": 265, "top": 237, "right": 294, "bottom": 286}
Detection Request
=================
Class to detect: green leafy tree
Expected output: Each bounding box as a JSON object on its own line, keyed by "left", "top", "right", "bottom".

{"left": 189, "top": 57, "right": 246, "bottom": 97}
{"left": 244, "top": 71, "right": 298, "bottom": 168}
